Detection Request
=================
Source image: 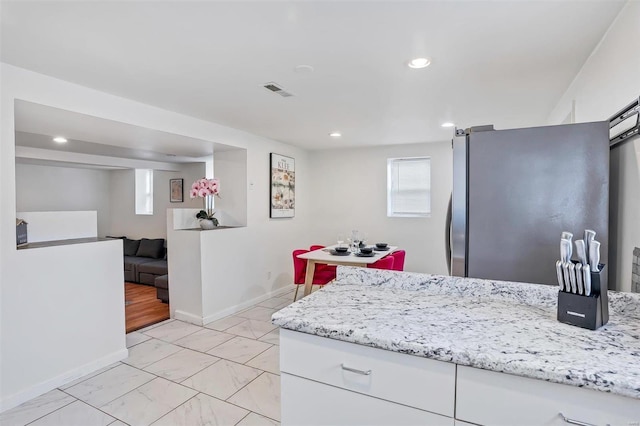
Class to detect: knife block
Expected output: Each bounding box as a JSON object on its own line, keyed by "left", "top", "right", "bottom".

{"left": 557, "top": 264, "right": 608, "bottom": 330}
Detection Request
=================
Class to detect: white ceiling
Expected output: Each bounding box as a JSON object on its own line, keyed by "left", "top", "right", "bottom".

{"left": 14, "top": 100, "right": 236, "bottom": 163}
{"left": 1, "top": 1, "right": 625, "bottom": 150}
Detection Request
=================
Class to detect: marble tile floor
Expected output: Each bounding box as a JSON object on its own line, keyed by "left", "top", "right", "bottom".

{"left": 1, "top": 286, "right": 301, "bottom": 426}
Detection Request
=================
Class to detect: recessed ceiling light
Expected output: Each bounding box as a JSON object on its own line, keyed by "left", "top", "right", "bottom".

{"left": 441, "top": 122, "right": 455, "bottom": 128}
{"left": 294, "top": 64, "right": 314, "bottom": 74}
{"left": 53, "top": 136, "right": 68, "bottom": 143}
{"left": 407, "top": 57, "right": 432, "bottom": 69}
{"left": 329, "top": 132, "right": 342, "bottom": 138}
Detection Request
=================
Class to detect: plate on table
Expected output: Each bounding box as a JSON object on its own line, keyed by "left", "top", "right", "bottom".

{"left": 374, "top": 247, "right": 390, "bottom": 251}
{"left": 355, "top": 252, "right": 376, "bottom": 257}
{"left": 330, "top": 249, "right": 351, "bottom": 256}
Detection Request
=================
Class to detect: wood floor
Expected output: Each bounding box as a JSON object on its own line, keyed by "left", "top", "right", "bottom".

{"left": 125, "top": 282, "right": 169, "bottom": 333}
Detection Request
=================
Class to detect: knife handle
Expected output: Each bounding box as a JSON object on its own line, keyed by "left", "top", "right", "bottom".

{"left": 568, "top": 263, "right": 577, "bottom": 294}
{"left": 562, "top": 262, "right": 572, "bottom": 293}
{"left": 583, "top": 267, "right": 592, "bottom": 296}
{"left": 556, "top": 260, "right": 565, "bottom": 291}
{"left": 575, "top": 239, "right": 587, "bottom": 265}
{"left": 575, "top": 264, "right": 584, "bottom": 295}
{"left": 584, "top": 230, "right": 596, "bottom": 261}
{"left": 589, "top": 240, "right": 600, "bottom": 272}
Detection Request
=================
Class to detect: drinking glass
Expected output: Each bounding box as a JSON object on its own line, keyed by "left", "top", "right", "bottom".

{"left": 337, "top": 234, "right": 345, "bottom": 248}
{"left": 351, "top": 230, "right": 360, "bottom": 254}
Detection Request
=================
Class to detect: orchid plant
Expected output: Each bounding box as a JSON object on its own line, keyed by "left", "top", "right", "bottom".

{"left": 190, "top": 178, "right": 220, "bottom": 225}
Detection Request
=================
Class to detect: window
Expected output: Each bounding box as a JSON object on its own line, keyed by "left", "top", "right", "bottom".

{"left": 135, "top": 169, "right": 153, "bottom": 215}
{"left": 387, "top": 157, "right": 431, "bottom": 217}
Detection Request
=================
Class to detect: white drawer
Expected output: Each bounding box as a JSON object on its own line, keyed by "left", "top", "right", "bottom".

{"left": 281, "top": 373, "right": 454, "bottom": 426}
{"left": 280, "top": 329, "right": 456, "bottom": 417}
{"left": 456, "top": 365, "right": 640, "bottom": 426}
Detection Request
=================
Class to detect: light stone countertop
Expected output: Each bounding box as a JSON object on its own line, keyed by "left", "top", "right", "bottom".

{"left": 272, "top": 266, "right": 640, "bottom": 400}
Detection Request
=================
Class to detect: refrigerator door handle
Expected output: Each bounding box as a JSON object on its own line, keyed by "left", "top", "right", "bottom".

{"left": 445, "top": 193, "right": 452, "bottom": 275}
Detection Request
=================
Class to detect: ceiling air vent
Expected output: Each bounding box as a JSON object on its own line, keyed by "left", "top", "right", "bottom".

{"left": 263, "top": 82, "right": 293, "bottom": 98}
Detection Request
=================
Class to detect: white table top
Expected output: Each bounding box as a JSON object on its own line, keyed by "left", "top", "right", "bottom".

{"left": 296, "top": 245, "right": 398, "bottom": 265}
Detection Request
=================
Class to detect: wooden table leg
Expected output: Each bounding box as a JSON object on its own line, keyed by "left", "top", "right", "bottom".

{"left": 303, "top": 260, "right": 316, "bottom": 297}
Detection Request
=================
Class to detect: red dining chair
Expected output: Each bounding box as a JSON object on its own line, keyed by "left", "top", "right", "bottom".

{"left": 292, "top": 249, "right": 335, "bottom": 301}
{"left": 368, "top": 255, "right": 395, "bottom": 270}
{"left": 309, "top": 245, "right": 338, "bottom": 275}
{"left": 390, "top": 250, "right": 406, "bottom": 271}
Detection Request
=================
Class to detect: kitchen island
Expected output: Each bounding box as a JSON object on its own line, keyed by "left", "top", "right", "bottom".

{"left": 272, "top": 267, "right": 640, "bottom": 425}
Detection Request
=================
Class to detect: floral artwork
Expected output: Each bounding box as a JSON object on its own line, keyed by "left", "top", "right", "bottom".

{"left": 270, "top": 153, "right": 295, "bottom": 218}
{"left": 170, "top": 178, "right": 183, "bottom": 203}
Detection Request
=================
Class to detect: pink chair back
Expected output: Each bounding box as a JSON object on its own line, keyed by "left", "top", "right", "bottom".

{"left": 391, "top": 250, "right": 406, "bottom": 271}
{"left": 310, "top": 245, "right": 325, "bottom": 251}
{"left": 368, "top": 255, "right": 394, "bottom": 270}
{"left": 292, "top": 249, "right": 336, "bottom": 285}
{"left": 293, "top": 249, "right": 309, "bottom": 284}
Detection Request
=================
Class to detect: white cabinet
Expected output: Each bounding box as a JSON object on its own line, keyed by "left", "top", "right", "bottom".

{"left": 281, "top": 373, "right": 454, "bottom": 426}
{"left": 280, "top": 330, "right": 640, "bottom": 426}
{"left": 280, "top": 329, "right": 456, "bottom": 417}
{"left": 456, "top": 365, "right": 640, "bottom": 426}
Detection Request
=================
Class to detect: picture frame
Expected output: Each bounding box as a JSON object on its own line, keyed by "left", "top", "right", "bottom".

{"left": 170, "top": 178, "right": 184, "bottom": 203}
{"left": 270, "top": 153, "right": 295, "bottom": 218}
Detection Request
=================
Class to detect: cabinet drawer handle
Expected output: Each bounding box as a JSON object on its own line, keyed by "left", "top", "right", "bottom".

{"left": 341, "top": 363, "right": 372, "bottom": 375}
{"left": 559, "top": 413, "right": 597, "bottom": 426}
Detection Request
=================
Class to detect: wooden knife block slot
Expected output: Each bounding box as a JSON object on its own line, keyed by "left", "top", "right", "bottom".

{"left": 557, "top": 264, "right": 608, "bottom": 330}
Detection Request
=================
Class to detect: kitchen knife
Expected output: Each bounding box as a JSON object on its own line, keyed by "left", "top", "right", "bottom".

{"left": 589, "top": 240, "right": 601, "bottom": 272}
{"left": 556, "top": 260, "right": 565, "bottom": 291}
{"left": 561, "top": 239, "right": 572, "bottom": 262}
{"left": 576, "top": 263, "right": 584, "bottom": 295}
{"left": 583, "top": 266, "right": 592, "bottom": 296}
{"left": 584, "top": 229, "right": 596, "bottom": 260}
{"left": 568, "top": 263, "right": 577, "bottom": 294}
{"left": 561, "top": 231, "right": 573, "bottom": 242}
{"left": 562, "top": 262, "right": 572, "bottom": 292}
{"left": 575, "top": 239, "right": 588, "bottom": 265}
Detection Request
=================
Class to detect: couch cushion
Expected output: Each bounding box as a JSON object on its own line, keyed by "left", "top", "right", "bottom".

{"left": 123, "top": 238, "right": 141, "bottom": 256}
{"left": 136, "top": 238, "right": 165, "bottom": 259}
{"left": 155, "top": 274, "right": 168, "bottom": 290}
{"left": 138, "top": 260, "right": 168, "bottom": 276}
{"left": 124, "top": 256, "right": 156, "bottom": 268}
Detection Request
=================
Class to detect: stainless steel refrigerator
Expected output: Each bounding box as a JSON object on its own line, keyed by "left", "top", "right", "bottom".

{"left": 445, "top": 122, "right": 610, "bottom": 288}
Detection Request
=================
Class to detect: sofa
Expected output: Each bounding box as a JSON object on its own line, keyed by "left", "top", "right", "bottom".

{"left": 113, "top": 236, "right": 169, "bottom": 303}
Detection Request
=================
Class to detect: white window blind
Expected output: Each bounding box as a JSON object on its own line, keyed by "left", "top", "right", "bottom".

{"left": 135, "top": 169, "right": 154, "bottom": 215}
{"left": 387, "top": 157, "right": 431, "bottom": 217}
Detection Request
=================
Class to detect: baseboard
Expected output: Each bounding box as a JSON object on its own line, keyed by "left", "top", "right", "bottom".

{"left": 174, "top": 309, "right": 206, "bottom": 326}
{"left": 174, "top": 285, "right": 294, "bottom": 326}
{"left": 0, "top": 348, "right": 128, "bottom": 413}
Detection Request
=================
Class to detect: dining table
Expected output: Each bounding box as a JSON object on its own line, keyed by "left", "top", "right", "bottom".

{"left": 296, "top": 245, "right": 398, "bottom": 297}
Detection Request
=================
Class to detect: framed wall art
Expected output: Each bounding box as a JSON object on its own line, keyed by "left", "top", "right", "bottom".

{"left": 170, "top": 178, "right": 184, "bottom": 203}
{"left": 270, "top": 153, "right": 295, "bottom": 218}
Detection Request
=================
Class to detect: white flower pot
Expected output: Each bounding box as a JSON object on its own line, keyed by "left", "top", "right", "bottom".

{"left": 199, "top": 219, "right": 216, "bottom": 230}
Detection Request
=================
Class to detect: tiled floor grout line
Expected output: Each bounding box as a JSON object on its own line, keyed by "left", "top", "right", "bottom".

{"left": 21, "top": 395, "right": 77, "bottom": 426}
{"left": 243, "top": 342, "right": 276, "bottom": 365}
{"left": 57, "top": 387, "right": 131, "bottom": 425}
{"left": 223, "top": 371, "right": 281, "bottom": 424}
{"left": 57, "top": 361, "right": 123, "bottom": 391}
{"left": 146, "top": 392, "right": 200, "bottom": 426}
{"left": 233, "top": 410, "right": 252, "bottom": 426}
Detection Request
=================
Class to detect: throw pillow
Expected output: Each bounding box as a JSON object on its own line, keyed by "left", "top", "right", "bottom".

{"left": 123, "top": 238, "right": 141, "bottom": 256}
{"left": 136, "top": 238, "right": 165, "bottom": 259}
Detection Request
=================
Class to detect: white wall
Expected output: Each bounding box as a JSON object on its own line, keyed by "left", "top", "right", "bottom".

{"left": 15, "top": 163, "right": 111, "bottom": 236}
{"left": 548, "top": 1, "right": 640, "bottom": 292}
{"left": 308, "top": 142, "right": 452, "bottom": 275}
{"left": 214, "top": 149, "right": 248, "bottom": 227}
{"left": 0, "top": 63, "right": 311, "bottom": 409}
{"left": 108, "top": 163, "right": 205, "bottom": 239}
{"left": 16, "top": 211, "right": 97, "bottom": 242}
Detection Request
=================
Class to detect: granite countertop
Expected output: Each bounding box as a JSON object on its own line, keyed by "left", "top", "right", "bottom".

{"left": 272, "top": 267, "right": 640, "bottom": 400}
